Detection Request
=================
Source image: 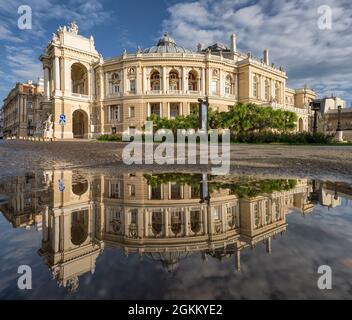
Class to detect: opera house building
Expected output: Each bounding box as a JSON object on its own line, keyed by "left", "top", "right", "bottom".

{"left": 38, "top": 22, "right": 316, "bottom": 140}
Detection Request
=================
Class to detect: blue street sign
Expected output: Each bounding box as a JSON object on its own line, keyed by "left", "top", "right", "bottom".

{"left": 59, "top": 114, "right": 66, "bottom": 126}
{"left": 58, "top": 179, "right": 65, "bottom": 192}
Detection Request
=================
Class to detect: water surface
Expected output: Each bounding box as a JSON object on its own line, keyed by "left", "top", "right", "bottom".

{"left": 0, "top": 171, "right": 351, "bottom": 299}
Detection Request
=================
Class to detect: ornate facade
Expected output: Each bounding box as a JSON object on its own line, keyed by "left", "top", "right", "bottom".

{"left": 1, "top": 80, "right": 44, "bottom": 138}
{"left": 38, "top": 22, "right": 316, "bottom": 139}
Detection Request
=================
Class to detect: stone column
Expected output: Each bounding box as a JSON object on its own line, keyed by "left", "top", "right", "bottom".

{"left": 207, "top": 67, "right": 212, "bottom": 95}
{"left": 53, "top": 214, "right": 60, "bottom": 253}
{"left": 162, "top": 67, "right": 167, "bottom": 93}
{"left": 105, "top": 72, "right": 109, "bottom": 97}
{"left": 42, "top": 207, "right": 49, "bottom": 242}
{"left": 201, "top": 68, "right": 206, "bottom": 95}
{"left": 91, "top": 68, "right": 96, "bottom": 97}
{"left": 184, "top": 208, "right": 190, "bottom": 236}
{"left": 182, "top": 67, "right": 187, "bottom": 94}
{"left": 136, "top": 65, "right": 142, "bottom": 95}
{"left": 164, "top": 209, "right": 169, "bottom": 237}
{"left": 44, "top": 67, "right": 50, "bottom": 99}
{"left": 142, "top": 67, "right": 148, "bottom": 94}
{"left": 144, "top": 210, "right": 149, "bottom": 237}
{"left": 54, "top": 56, "right": 61, "bottom": 92}
{"left": 123, "top": 68, "right": 128, "bottom": 95}
{"left": 219, "top": 69, "right": 224, "bottom": 96}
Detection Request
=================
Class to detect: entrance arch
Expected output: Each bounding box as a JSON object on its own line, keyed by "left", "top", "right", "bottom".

{"left": 72, "top": 110, "right": 88, "bottom": 139}
{"left": 298, "top": 118, "right": 304, "bottom": 132}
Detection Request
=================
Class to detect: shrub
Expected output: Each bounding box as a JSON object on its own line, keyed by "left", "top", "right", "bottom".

{"left": 97, "top": 134, "right": 122, "bottom": 142}
{"left": 231, "top": 132, "right": 335, "bottom": 144}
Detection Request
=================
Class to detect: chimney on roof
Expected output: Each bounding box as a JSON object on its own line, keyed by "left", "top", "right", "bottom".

{"left": 263, "top": 48, "right": 269, "bottom": 65}
{"left": 230, "top": 34, "right": 237, "bottom": 53}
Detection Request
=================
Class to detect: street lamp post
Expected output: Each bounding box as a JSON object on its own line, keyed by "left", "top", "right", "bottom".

{"left": 309, "top": 101, "right": 321, "bottom": 134}
{"left": 198, "top": 96, "right": 209, "bottom": 133}
{"left": 336, "top": 105, "right": 343, "bottom": 142}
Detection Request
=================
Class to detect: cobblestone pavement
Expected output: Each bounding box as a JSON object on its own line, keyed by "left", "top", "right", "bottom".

{"left": 0, "top": 140, "right": 351, "bottom": 182}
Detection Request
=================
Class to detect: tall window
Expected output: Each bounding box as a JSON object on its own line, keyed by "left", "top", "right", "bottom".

{"left": 130, "top": 209, "right": 138, "bottom": 225}
{"left": 109, "top": 182, "right": 120, "bottom": 199}
{"left": 150, "top": 103, "right": 161, "bottom": 116}
{"left": 110, "top": 73, "right": 120, "bottom": 95}
{"left": 170, "top": 183, "right": 182, "bottom": 199}
{"left": 150, "top": 71, "right": 160, "bottom": 91}
{"left": 129, "top": 106, "right": 135, "bottom": 118}
{"left": 225, "top": 75, "right": 232, "bottom": 95}
{"left": 211, "top": 81, "right": 218, "bottom": 95}
{"left": 169, "top": 103, "right": 180, "bottom": 118}
{"left": 129, "top": 184, "right": 136, "bottom": 197}
{"left": 109, "top": 105, "right": 120, "bottom": 122}
{"left": 188, "top": 71, "right": 198, "bottom": 91}
{"left": 253, "top": 76, "right": 258, "bottom": 98}
{"left": 130, "top": 79, "right": 136, "bottom": 93}
{"left": 265, "top": 79, "right": 270, "bottom": 101}
{"left": 169, "top": 70, "right": 179, "bottom": 91}
{"left": 212, "top": 206, "right": 221, "bottom": 220}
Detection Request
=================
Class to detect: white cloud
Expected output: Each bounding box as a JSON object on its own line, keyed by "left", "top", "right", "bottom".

{"left": 4, "top": 45, "right": 42, "bottom": 82}
{"left": 162, "top": 0, "right": 352, "bottom": 106}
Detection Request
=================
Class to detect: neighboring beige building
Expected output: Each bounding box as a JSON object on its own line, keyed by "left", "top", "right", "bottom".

{"left": 314, "top": 96, "right": 352, "bottom": 141}
{"left": 37, "top": 22, "right": 316, "bottom": 140}
{"left": 2, "top": 80, "right": 44, "bottom": 138}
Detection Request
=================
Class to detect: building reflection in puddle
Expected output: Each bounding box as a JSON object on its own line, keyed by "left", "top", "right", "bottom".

{"left": 0, "top": 171, "right": 351, "bottom": 293}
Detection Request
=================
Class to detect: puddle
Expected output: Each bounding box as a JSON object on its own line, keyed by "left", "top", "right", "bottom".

{"left": 0, "top": 170, "right": 351, "bottom": 299}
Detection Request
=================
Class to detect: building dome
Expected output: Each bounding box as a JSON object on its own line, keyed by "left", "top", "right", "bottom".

{"left": 143, "top": 33, "right": 193, "bottom": 54}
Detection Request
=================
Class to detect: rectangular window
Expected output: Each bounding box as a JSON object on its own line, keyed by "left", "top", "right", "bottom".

{"left": 150, "top": 103, "right": 161, "bottom": 116}
{"left": 130, "top": 80, "right": 136, "bottom": 93}
{"left": 190, "top": 103, "right": 198, "bottom": 114}
{"left": 129, "top": 106, "right": 135, "bottom": 118}
{"left": 109, "top": 182, "right": 120, "bottom": 199}
{"left": 130, "top": 209, "right": 138, "bottom": 224}
{"left": 170, "top": 183, "right": 182, "bottom": 199}
{"left": 150, "top": 185, "right": 162, "bottom": 200}
{"left": 129, "top": 184, "right": 136, "bottom": 197}
{"left": 212, "top": 206, "right": 221, "bottom": 220}
{"left": 109, "top": 105, "right": 120, "bottom": 122}
{"left": 211, "top": 81, "right": 218, "bottom": 94}
{"left": 169, "top": 103, "right": 179, "bottom": 118}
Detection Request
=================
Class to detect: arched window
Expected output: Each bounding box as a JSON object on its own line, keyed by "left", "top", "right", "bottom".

{"left": 265, "top": 79, "right": 270, "bottom": 101}
{"left": 171, "top": 211, "right": 182, "bottom": 235}
{"left": 188, "top": 70, "right": 198, "bottom": 91}
{"left": 169, "top": 70, "right": 180, "bottom": 92}
{"left": 225, "top": 74, "right": 232, "bottom": 95}
{"left": 190, "top": 210, "right": 201, "bottom": 233}
{"left": 109, "top": 72, "right": 120, "bottom": 95}
{"left": 152, "top": 211, "right": 163, "bottom": 236}
{"left": 253, "top": 76, "right": 258, "bottom": 98}
{"left": 275, "top": 82, "right": 280, "bottom": 102}
{"left": 150, "top": 70, "right": 161, "bottom": 91}
{"left": 71, "top": 210, "right": 88, "bottom": 246}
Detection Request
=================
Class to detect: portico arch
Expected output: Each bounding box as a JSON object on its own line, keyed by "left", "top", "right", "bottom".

{"left": 71, "top": 63, "right": 88, "bottom": 95}
{"left": 72, "top": 109, "right": 88, "bottom": 139}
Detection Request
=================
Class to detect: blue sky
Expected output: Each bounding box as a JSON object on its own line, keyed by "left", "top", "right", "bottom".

{"left": 0, "top": 0, "right": 351, "bottom": 106}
